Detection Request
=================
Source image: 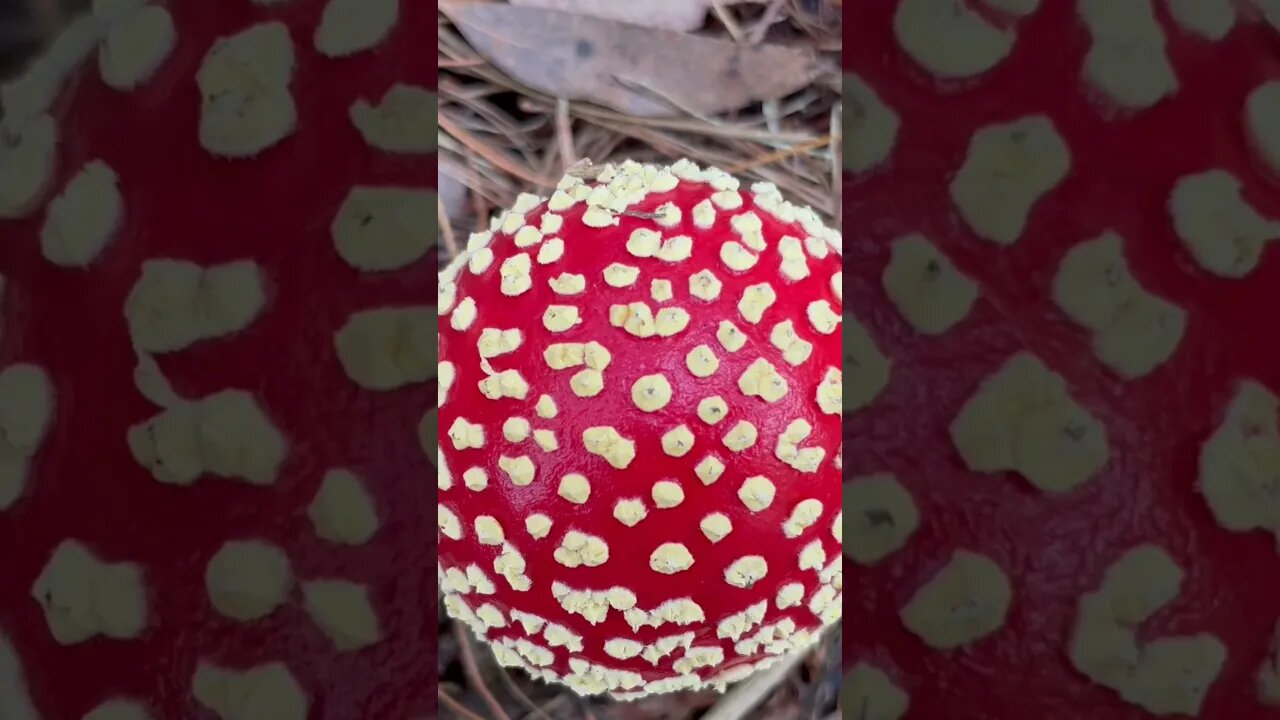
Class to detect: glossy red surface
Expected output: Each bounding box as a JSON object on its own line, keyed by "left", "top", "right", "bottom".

{"left": 437, "top": 178, "right": 843, "bottom": 687}
{"left": 843, "top": 2, "right": 1280, "bottom": 718}
{"left": 0, "top": 1, "right": 437, "bottom": 717}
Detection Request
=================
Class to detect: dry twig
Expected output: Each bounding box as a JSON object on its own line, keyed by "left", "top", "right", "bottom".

{"left": 439, "top": 687, "right": 489, "bottom": 720}
{"left": 453, "top": 622, "right": 513, "bottom": 720}
{"left": 748, "top": 0, "right": 790, "bottom": 44}
{"left": 556, "top": 98, "right": 577, "bottom": 169}
{"left": 710, "top": 0, "right": 746, "bottom": 42}
{"left": 437, "top": 193, "right": 459, "bottom": 259}
{"left": 830, "top": 101, "right": 842, "bottom": 227}
{"left": 495, "top": 668, "right": 557, "bottom": 720}
{"left": 439, "top": 112, "right": 557, "bottom": 189}
{"left": 724, "top": 135, "right": 832, "bottom": 174}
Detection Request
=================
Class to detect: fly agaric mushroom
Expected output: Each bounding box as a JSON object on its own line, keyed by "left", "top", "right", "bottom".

{"left": 0, "top": 0, "right": 436, "bottom": 718}
{"left": 844, "top": 1, "right": 1280, "bottom": 718}
{"left": 436, "top": 158, "right": 843, "bottom": 698}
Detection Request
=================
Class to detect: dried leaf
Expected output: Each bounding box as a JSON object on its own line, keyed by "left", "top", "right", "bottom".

{"left": 509, "top": 0, "right": 755, "bottom": 32}
{"left": 439, "top": 3, "right": 821, "bottom": 118}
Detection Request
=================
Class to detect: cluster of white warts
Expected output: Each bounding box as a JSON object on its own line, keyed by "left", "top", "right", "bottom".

{"left": 437, "top": 158, "right": 844, "bottom": 698}
{"left": 844, "top": 1, "right": 1280, "bottom": 717}
{"left": 0, "top": 0, "right": 428, "bottom": 718}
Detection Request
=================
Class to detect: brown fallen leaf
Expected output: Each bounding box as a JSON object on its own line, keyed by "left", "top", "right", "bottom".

{"left": 439, "top": 2, "right": 822, "bottom": 118}
{"left": 508, "top": 0, "right": 758, "bottom": 33}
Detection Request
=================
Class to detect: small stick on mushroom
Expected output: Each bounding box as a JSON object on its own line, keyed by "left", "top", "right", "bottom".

{"left": 563, "top": 157, "right": 601, "bottom": 180}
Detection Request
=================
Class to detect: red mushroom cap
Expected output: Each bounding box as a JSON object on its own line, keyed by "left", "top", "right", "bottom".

{"left": 0, "top": 0, "right": 436, "bottom": 718}
{"left": 436, "top": 158, "right": 844, "bottom": 698}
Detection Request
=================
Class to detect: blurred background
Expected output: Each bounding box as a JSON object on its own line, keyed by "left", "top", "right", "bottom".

{"left": 437, "top": 1, "right": 842, "bottom": 719}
